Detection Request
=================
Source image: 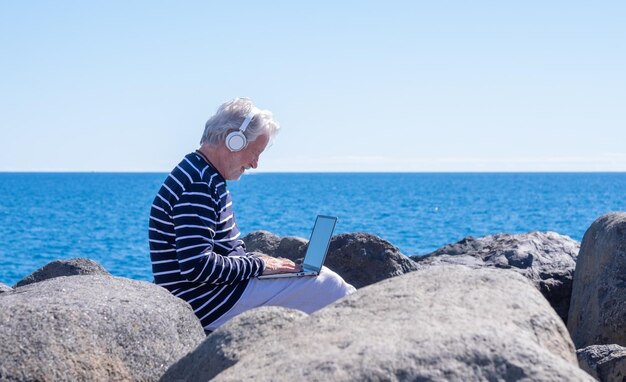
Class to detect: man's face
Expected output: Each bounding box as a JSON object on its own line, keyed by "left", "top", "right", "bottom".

{"left": 223, "top": 133, "right": 270, "bottom": 180}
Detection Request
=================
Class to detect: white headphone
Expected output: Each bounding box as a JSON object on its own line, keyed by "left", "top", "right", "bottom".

{"left": 225, "top": 112, "right": 255, "bottom": 152}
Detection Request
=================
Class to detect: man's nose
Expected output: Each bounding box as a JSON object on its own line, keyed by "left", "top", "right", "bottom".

{"left": 251, "top": 158, "right": 258, "bottom": 169}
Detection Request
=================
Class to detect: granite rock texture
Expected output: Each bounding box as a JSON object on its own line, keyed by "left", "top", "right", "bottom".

{"left": 243, "top": 231, "right": 419, "bottom": 288}
{"left": 577, "top": 344, "right": 626, "bottom": 382}
{"left": 161, "top": 307, "right": 308, "bottom": 382}
{"left": 201, "top": 265, "right": 592, "bottom": 381}
{"left": 568, "top": 212, "right": 626, "bottom": 348}
{"left": 243, "top": 231, "right": 291, "bottom": 257}
{"left": 412, "top": 231, "right": 579, "bottom": 323}
{"left": 0, "top": 283, "right": 12, "bottom": 293}
{"left": 324, "top": 232, "right": 420, "bottom": 288}
{"left": 0, "top": 274, "right": 205, "bottom": 382}
{"left": 14, "top": 257, "right": 110, "bottom": 288}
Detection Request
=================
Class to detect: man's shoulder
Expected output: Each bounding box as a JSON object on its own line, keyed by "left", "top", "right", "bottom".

{"left": 174, "top": 153, "right": 208, "bottom": 180}
{"left": 175, "top": 153, "right": 224, "bottom": 189}
{"left": 175, "top": 153, "right": 204, "bottom": 177}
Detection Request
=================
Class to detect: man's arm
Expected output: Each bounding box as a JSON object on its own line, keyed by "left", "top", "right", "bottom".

{"left": 172, "top": 182, "right": 265, "bottom": 284}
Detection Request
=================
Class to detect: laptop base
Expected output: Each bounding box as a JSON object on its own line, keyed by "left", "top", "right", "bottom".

{"left": 257, "top": 270, "right": 319, "bottom": 280}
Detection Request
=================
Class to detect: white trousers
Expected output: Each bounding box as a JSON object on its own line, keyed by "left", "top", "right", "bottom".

{"left": 207, "top": 266, "right": 356, "bottom": 331}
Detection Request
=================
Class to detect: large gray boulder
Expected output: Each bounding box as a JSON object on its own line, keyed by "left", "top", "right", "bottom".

{"left": 243, "top": 231, "right": 309, "bottom": 259}
{"left": 243, "top": 231, "right": 419, "bottom": 288}
{"left": 207, "top": 265, "right": 593, "bottom": 381}
{"left": 242, "top": 231, "right": 283, "bottom": 255}
{"left": 161, "top": 307, "right": 308, "bottom": 382}
{"left": 568, "top": 212, "right": 626, "bottom": 348}
{"left": 412, "top": 231, "right": 579, "bottom": 323}
{"left": 325, "top": 232, "right": 420, "bottom": 288}
{"left": 0, "top": 283, "right": 11, "bottom": 293}
{"left": 14, "top": 257, "right": 110, "bottom": 288}
{"left": 577, "top": 344, "right": 626, "bottom": 382}
{"left": 0, "top": 275, "right": 205, "bottom": 381}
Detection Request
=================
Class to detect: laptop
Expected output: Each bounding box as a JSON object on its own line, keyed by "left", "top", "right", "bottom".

{"left": 257, "top": 215, "right": 337, "bottom": 279}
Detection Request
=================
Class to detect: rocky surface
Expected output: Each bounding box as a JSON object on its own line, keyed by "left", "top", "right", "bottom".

{"left": 161, "top": 307, "right": 308, "bottom": 382}
{"left": 577, "top": 344, "right": 626, "bottom": 382}
{"left": 243, "top": 231, "right": 294, "bottom": 257}
{"left": 14, "top": 257, "right": 111, "bottom": 288}
{"left": 411, "top": 231, "right": 579, "bottom": 323}
{"left": 0, "top": 283, "right": 11, "bottom": 293}
{"left": 199, "top": 265, "right": 592, "bottom": 381}
{"left": 7, "top": 219, "right": 622, "bottom": 381}
{"left": 0, "top": 274, "right": 205, "bottom": 381}
{"left": 243, "top": 231, "right": 419, "bottom": 288}
{"left": 324, "top": 232, "right": 420, "bottom": 289}
{"left": 568, "top": 212, "right": 626, "bottom": 349}
{"left": 243, "top": 230, "right": 317, "bottom": 261}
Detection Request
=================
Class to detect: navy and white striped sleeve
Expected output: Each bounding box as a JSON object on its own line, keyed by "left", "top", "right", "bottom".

{"left": 172, "top": 182, "right": 265, "bottom": 285}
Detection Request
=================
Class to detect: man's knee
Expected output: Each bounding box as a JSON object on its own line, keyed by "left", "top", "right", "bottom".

{"left": 318, "top": 266, "right": 356, "bottom": 297}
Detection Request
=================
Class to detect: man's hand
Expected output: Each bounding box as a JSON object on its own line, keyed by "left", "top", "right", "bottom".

{"left": 259, "top": 255, "right": 302, "bottom": 275}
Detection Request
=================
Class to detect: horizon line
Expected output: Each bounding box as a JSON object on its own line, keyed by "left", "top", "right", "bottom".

{"left": 1, "top": 170, "right": 626, "bottom": 174}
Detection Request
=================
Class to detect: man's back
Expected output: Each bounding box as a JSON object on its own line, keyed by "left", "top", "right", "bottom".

{"left": 149, "top": 152, "right": 263, "bottom": 334}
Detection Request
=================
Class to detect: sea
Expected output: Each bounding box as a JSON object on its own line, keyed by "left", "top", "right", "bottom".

{"left": 1, "top": 172, "right": 624, "bottom": 286}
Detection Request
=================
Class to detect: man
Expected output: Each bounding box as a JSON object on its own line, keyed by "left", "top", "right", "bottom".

{"left": 149, "top": 97, "right": 355, "bottom": 334}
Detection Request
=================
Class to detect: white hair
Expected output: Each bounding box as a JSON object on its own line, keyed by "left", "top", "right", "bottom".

{"left": 200, "top": 97, "right": 280, "bottom": 146}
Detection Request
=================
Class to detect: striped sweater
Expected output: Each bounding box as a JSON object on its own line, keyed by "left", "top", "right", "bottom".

{"left": 149, "top": 152, "right": 265, "bottom": 333}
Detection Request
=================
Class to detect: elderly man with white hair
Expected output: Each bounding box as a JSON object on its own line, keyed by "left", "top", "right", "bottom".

{"left": 149, "top": 97, "right": 355, "bottom": 334}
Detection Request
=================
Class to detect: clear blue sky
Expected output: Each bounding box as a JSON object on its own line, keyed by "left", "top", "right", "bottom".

{"left": 1, "top": 1, "right": 624, "bottom": 172}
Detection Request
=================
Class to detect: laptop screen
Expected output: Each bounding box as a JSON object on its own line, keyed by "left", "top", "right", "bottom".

{"left": 303, "top": 215, "right": 337, "bottom": 272}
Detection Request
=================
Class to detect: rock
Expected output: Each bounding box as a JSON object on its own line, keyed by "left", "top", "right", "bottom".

{"left": 243, "top": 231, "right": 420, "bottom": 289}
{"left": 14, "top": 257, "right": 111, "bottom": 288}
{"left": 568, "top": 212, "right": 626, "bottom": 348}
{"left": 161, "top": 307, "right": 308, "bottom": 382}
{"left": 275, "top": 236, "right": 308, "bottom": 259}
{"left": 325, "top": 232, "right": 420, "bottom": 288}
{"left": 412, "top": 231, "right": 579, "bottom": 323}
{"left": 0, "top": 283, "right": 11, "bottom": 293}
{"left": 577, "top": 344, "right": 626, "bottom": 381}
{"left": 208, "top": 265, "right": 593, "bottom": 381}
{"left": 243, "top": 231, "right": 307, "bottom": 260}
{"left": 0, "top": 275, "right": 205, "bottom": 381}
{"left": 242, "top": 231, "right": 281, "bottom": 255}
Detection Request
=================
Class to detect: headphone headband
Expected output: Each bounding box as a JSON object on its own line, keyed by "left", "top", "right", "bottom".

{"left": 239, "top": 112, "right": 255, "bottom": 132}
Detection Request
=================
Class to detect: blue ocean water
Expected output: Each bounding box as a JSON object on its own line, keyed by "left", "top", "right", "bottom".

{"left": 0, "top": 172, "right": 624, "bottom": 286}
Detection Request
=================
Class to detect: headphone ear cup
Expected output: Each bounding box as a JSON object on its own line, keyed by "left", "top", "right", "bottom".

{"left": 226, "top": 131, "right": 247, "bottom": 152}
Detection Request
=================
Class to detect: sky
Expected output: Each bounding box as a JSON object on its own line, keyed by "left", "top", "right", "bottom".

{"left": 1, "top": 1, "right": 625, "bottom": 172}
